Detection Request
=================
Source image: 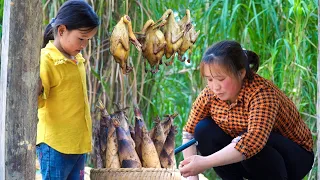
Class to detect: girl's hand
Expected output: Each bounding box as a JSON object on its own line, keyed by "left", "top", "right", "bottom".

{"left": 179, "top": 155, "right": 209, "bottom": 178}
{"left": 38, "top": 78, "right": 43, "bottom": 96}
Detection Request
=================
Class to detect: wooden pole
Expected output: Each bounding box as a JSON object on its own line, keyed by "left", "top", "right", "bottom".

{"left": 0, "top": 0, "right": 42, "bottom": 179}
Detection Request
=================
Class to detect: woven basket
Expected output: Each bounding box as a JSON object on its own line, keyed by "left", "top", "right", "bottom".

{"left": 90, "top": 168, "right": 181, "bottom": 180}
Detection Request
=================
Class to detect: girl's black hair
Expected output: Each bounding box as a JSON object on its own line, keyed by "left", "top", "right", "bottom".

{"left": 200, "top": 40, "right": 260, "bottom": 80}
{"left": 42, "top": 0, "right": 100, "bottom": 48}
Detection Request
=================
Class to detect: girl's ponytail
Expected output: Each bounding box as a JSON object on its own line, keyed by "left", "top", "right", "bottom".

{"left": 246, "top": 50, "right": 260, "bottom": 73}
{"left": 42, "top": 21, "right": 54, "bottom": 48}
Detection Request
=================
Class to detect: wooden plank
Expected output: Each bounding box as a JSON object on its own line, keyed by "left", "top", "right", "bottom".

{"left": 0, "top": 0, "right": 42, "bottom": 179}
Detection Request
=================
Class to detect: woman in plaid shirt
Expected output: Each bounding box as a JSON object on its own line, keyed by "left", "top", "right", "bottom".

{"left": 179, "top": 40, "right": 314, "bottom": 180}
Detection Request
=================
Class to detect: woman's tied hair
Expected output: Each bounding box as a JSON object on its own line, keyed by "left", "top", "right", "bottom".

{"left": 200, "top": 40, "right": 260, "bottom": 81}
{"left": 243, "top": 48, "right": 248, "bottom": 59}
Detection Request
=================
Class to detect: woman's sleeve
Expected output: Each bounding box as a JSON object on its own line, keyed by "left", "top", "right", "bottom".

{"left": 183, "top": 87, "right": 212, "bottom": 134}
{"left": 234, "top": 88, "right": 280, "bottom": 159}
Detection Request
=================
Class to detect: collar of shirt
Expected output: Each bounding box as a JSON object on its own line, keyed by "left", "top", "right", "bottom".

{"left": 45, "top": 41, "right": 85, "bottom": 66}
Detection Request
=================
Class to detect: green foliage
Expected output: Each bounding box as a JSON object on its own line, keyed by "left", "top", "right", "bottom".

{"left": 41, "top": 0, "right": 318, "bottom": 179}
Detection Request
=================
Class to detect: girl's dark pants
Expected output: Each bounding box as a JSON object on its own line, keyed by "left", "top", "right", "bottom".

{"left": 194, "top": 117, "right": 314, "bottom": 180}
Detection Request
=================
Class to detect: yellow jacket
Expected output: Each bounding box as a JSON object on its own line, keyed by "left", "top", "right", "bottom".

{"left": 37, "top": 41, "right": 92, "bottom": 154}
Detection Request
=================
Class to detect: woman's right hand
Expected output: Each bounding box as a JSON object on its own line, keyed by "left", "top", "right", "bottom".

{"left": 179, "top": 155, "right": 209, "bottom": 178}
{"left": 187, "top": 175, "right": 199, "bottom": 180}
{"left": 181, "top": 133, "right": 199, "bottom": 180}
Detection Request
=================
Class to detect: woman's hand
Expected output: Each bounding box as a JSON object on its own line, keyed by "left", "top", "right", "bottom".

{"left": 179, "top": 155, "right": 210, "bottom": 178}
{"left": 186, "top": 176, "right": 199, "bottom": 180}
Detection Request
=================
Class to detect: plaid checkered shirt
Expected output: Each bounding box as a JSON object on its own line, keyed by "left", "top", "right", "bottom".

{"left": 184, "top": 73, "right": 313, "bottom": 159}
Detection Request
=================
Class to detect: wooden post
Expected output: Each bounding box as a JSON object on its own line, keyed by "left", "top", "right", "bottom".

{"left": 0, "top": 0, "right": 42, "bottom": 179}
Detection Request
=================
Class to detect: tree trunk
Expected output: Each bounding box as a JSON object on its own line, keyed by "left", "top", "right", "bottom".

{"left": 0, "top": 0, "right": 42, "bottom": 179}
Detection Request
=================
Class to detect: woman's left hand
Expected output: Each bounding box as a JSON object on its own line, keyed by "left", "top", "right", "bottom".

{"left": 179, "top": 155, "right": 210, "bottom": 178}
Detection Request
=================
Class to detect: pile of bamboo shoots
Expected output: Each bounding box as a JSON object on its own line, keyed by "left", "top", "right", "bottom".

{"left": 96, "top": 101, "right": 178, "bottom": 169}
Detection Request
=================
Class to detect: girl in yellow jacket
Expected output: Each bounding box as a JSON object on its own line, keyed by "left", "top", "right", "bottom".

{"left": 37, "top": 1, "right": 99, "bottom": 179}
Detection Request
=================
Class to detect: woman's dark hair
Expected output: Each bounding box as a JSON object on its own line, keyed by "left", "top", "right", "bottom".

{"left": 42, "top": 0, "right": 100, "bottom": 48}
{"left": 200, "top": 40, "right": 260, "bottom": 80}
